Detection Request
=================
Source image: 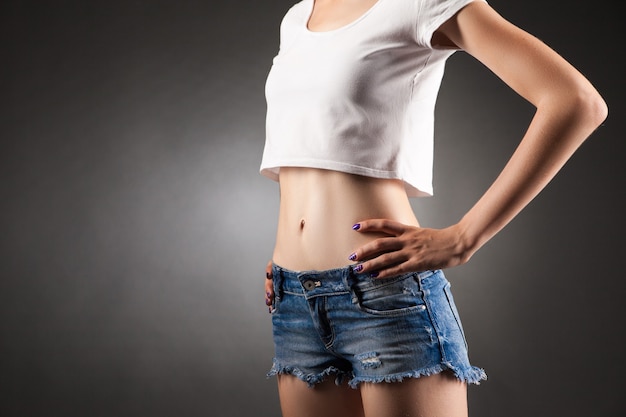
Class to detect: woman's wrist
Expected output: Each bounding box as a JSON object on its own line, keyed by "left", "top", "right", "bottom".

{"left": 452, "top": 218, "right": 483, "bottom": 264}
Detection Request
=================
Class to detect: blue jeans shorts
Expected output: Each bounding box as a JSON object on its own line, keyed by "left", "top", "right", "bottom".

{"left": 267, "top": 263, "right": 486, "bottom": 388}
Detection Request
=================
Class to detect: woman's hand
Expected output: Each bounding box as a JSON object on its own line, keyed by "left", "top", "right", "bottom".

{"left": 349, "top": 219, "right": 474, "bottom": 278}
{"left": 264, "top": 260, "right": 274, "bottom": 313}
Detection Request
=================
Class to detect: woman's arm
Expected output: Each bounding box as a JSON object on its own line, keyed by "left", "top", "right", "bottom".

{"left": 350, "top": 2, "right": 608, "bottom": 278}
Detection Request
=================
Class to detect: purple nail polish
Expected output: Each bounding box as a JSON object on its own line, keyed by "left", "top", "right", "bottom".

{"left": 348, "top": 253, "right": 357, "bottom": 261}
{"left": 352, "top": 223, "right": 361, "bottom": 230}
{"left": 353, "top": 264, "right": 363, "bottom": 273}
{"left": 370, "top": 271, "right": 379, "bottom": 278}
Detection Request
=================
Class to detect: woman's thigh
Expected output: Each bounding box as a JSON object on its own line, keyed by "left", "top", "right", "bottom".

{"left": 276, "top": 372, "right": 467, "bottom": 417}
{"left": 360, "top": 372, "right": 468, "bottom": 417}
{"left": 277, "top": 374, "right": 364, "bottom": 417}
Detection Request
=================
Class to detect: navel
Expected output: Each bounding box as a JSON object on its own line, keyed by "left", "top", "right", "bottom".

{"left": 299, "top": 218, "right": 306, "bottom": 230}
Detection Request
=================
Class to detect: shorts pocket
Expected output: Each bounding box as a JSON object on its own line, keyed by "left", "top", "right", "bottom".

{"left": 353, "top": 273, "right": 425, "bottom": 317}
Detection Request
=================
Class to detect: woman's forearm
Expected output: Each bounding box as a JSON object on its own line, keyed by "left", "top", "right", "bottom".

{"left": 457, "top": 88, "right": 607, "bottom": 258}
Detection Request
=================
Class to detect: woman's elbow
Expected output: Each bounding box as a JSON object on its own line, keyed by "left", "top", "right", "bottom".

{"left": 589, "top": 91, "right": 608, "bottom": 130}
{"left": 577, "top": 83, "right": 608, "bottom": 132}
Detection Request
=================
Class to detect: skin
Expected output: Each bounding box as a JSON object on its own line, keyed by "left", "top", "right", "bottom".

{"left": 263, "top": 1, "right": 608, "bottom": 416}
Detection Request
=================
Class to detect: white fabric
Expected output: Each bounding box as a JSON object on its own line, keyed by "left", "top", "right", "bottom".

{"left": 260, "top": 0, "right": 483, "bottom": 197}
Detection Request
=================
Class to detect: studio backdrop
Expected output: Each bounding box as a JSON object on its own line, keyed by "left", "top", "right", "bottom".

{"left": 1, "top": 1, "right": 624, "bottom": 416}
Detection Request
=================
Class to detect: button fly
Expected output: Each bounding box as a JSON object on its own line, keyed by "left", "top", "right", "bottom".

{"left": 303, "top": 279, "right": 320, "bottom": 291}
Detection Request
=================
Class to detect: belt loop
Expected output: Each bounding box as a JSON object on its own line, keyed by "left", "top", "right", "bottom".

{"left": 343, "top": 266, "right": 359, "bottom": 304}
{"left": 272, "top": 263, "right": 285, "bottom": 300}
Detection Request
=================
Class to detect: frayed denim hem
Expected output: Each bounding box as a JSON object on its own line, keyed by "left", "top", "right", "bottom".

{"left": 347, "top": 362, "right": 487, "bottom": 389}
{"left": 267, "top": 359, "right": 487, "bottom": 389}
{"left": 267, "top": 359, "right": 352, "bottom": 387}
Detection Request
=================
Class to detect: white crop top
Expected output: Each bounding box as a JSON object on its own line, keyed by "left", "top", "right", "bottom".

{"left": 260, "top": 0, "right": 482, "bottom": 197}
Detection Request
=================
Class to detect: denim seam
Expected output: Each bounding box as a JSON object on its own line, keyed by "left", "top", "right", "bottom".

{"left": 357, "top": 304, "right": 425, "bottom": 317}
{"left": 321, "top": 296, "right": 338, "bottom": 349}
{"left": 304, "top": 290, "right": 350, "bottom": 299}
{"left": 443, "top": 284, "right": 468, "bottom": 349}
{"left": 283, "top": 290, "right": 305, "bottom": 296}
{"left": 418, "top": 276, "right": 448, "bottom": 363}
{"left": 357, "top": 272, "right": 419, "bottom": 293}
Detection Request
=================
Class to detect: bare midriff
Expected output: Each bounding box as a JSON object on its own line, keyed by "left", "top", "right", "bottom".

{"left": 272, "top": 167, "right": 420, "bottom": 271}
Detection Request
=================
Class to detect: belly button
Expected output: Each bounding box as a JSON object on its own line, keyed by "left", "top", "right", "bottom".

{"left": 299, "top": 219, "right": 305, "bottom": 230}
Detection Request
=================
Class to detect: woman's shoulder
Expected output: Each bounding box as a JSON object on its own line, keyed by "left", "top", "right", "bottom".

{"left": 282, "top": 0, "right": 310, "bottom": 22}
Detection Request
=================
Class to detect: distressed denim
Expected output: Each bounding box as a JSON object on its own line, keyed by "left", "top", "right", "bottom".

{"left": 268, "top": 263, "right": 486, "bottom": 388}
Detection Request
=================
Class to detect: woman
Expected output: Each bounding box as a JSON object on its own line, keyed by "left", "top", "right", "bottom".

{"left": 259, "top": 0, "right": 607, "bottom": 416}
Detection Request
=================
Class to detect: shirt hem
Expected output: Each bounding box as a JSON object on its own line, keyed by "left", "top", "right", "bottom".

{"left": 260, "top": 160, "right": 433, "bottom": 198}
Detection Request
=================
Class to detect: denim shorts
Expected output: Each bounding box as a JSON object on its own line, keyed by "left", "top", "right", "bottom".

{"left": 267, "top": 263, "right": 486, "bottom": 388}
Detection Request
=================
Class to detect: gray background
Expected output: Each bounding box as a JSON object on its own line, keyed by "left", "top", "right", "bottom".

{"left": 1, "top": 1, "right": 624, "bottom": 416}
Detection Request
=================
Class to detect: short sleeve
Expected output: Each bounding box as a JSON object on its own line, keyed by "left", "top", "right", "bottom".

{"left": 415, "top": 0, "right": 487, "bottom": 48}
{"left": 274, "top": 2, "right": 308, "bottom": 59}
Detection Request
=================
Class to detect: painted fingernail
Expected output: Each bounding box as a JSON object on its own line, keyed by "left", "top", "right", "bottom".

{"left": 266, "top": 272, "right": 271, "bottom": 279}
{"left": 348, "top": 253, "right": 357, "bottom": 261}
{"left": 352, "top": 223, "right": 361, "bottom": 230}
{"left": 268, "top": 307, "right": 272, "bottom": 314}
{"left": 370, "top": 271, "right": 379, "bottom": 278}
{"left": 266, "top": 291, "right": 272, "bottom": 298}
{"left": 353, "top": 264, "right": 363, "bottom": 273}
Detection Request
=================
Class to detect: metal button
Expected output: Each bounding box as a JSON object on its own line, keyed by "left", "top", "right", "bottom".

{"left": 303, "top": 280, "right": 319, "bottom": 291}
